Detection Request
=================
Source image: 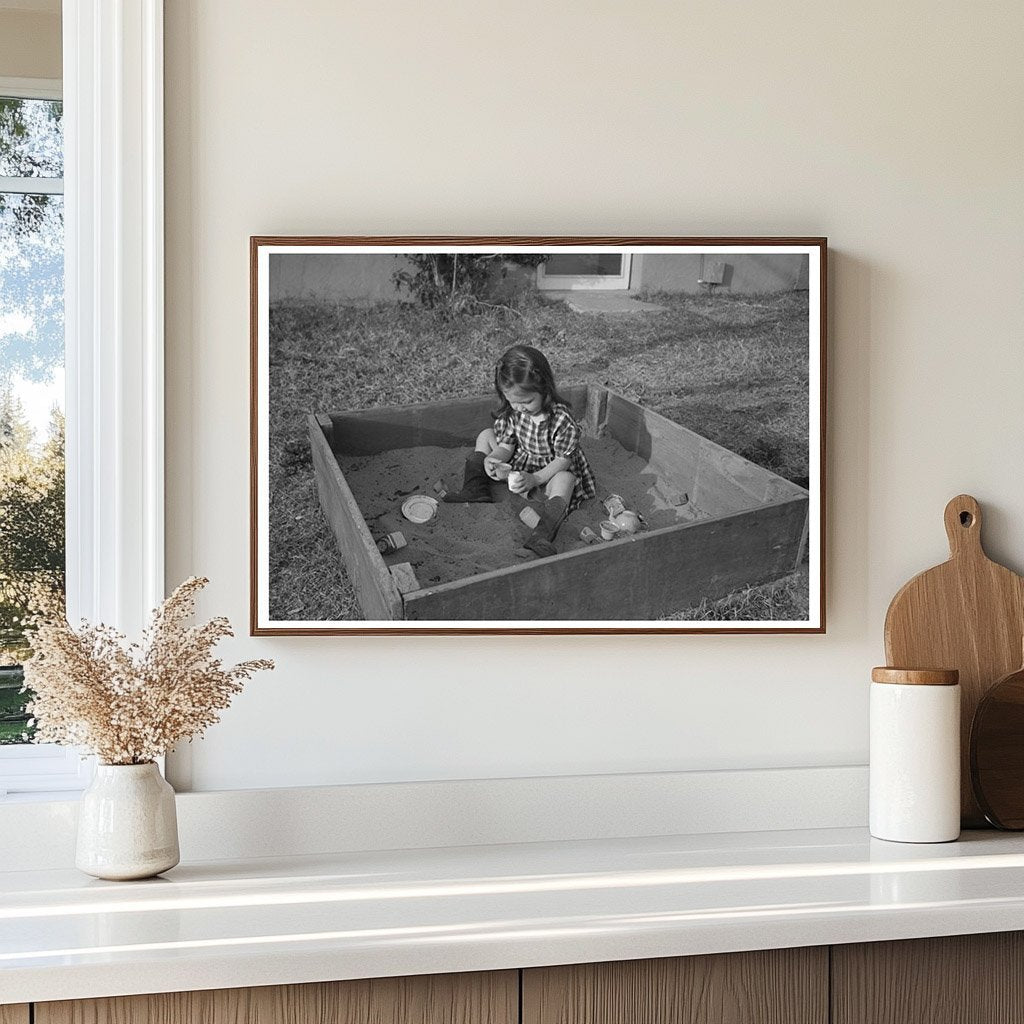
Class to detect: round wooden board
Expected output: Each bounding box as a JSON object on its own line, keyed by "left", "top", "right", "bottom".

{"left": 971, "top": 663, "right": 1024, "bottom": 829}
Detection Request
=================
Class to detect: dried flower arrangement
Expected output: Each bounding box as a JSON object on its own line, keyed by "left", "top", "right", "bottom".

{"left": 22, "top": 577, "right": 273, "bottom": 765}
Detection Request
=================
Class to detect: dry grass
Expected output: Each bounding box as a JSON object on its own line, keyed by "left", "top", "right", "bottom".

{"left": 668, "top": 569, "right": 811, "bottom": 622}
{"left": 268, "top": 289, "right": 811, "bottom": 622}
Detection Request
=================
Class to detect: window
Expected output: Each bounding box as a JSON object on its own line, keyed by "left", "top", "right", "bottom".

{"left": 536, "top": 253, "right": 633, "bottom": 291}
{"left": 0, "top": 5, "right": 166, "bottom": 799}
{"left": 0, "top": 78, "right": 84, "bottom": 795}
{"left": 0, "top": 87, "right": 65, "bottom": 700}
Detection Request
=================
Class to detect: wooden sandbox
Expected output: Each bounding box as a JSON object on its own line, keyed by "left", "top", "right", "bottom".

{"left": 309, "top": 384, "right": 809, "bottom": 623}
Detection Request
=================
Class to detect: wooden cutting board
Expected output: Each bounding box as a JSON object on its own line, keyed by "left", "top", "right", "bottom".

{"left": 884, "top": 494, "right": 1024, "bottom": 826}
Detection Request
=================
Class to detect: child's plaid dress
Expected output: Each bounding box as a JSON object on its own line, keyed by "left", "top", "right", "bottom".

{"left": 494, "top": 402, "right": 597, "bottom": 511}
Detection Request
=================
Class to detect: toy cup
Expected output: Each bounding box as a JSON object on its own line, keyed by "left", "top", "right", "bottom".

{"left": 491, "top": 461, "right": 512, "bottom": 481}
{"left": 508, "top": 471, "right": 526, "bottom": 492}
{"left": 599, "top": 520, "right": 620, "bottom": 541}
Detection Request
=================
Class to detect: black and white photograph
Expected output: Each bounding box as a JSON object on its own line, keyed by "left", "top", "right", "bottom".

{"left": 251, "top": 238, "right": 825, "bottom": 634}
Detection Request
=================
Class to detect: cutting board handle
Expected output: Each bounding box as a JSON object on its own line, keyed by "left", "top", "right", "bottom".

{"left": 944, "top": 494, "right": 983, "bottom": 559}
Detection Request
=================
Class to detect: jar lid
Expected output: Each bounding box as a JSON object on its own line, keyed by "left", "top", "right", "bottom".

{"left": 871, "top": 667, "right": 959, "bottom": 686}
{"left": 401, "top": 495, "right": 438, "bottom": 524}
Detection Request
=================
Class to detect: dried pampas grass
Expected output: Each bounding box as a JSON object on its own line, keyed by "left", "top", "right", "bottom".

{"left": 23, "top": 577, "right": 273, "bottom": 765}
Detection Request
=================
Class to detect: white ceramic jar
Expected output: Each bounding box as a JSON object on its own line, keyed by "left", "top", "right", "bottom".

{"left": 76, "top": 762, "right": 180, "bottom": 880}
{"left": 869, "top": 667, "right": 960, "bottom": 843}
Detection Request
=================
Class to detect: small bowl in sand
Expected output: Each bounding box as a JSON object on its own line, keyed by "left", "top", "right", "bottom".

{"left": 599, "top": 520, "right": 621, "bottom": 541}
{"left": 401, "top": 494, "right": 439, "bottom": 524}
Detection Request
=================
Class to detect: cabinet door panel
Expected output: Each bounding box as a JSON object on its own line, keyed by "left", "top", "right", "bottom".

{"left": 0, "top": 1007, "right": 30, "bottom": 1024}
{"left": 832, "top": 932, "right": 1024, "bottom": 1024}
{"left": 36, "top": 971, "right": 518, "bottom": 1024}
{"left": 523, "top": 949, "right": 828, "bottom": 1024}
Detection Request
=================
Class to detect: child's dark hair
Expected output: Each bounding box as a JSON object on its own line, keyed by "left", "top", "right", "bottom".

{"left": 493, "top": 345, "right": 571, "bottom": 417}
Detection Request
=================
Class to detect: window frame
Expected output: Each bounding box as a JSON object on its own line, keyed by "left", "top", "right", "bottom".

{"left": 0, "top": 75, "right": 82, "bottom": 795}
{"left": 0, "top": 0, "right": 165, "bottom": 797}
{"left": 536, "top": 253, "right": 633, "bottom": 291}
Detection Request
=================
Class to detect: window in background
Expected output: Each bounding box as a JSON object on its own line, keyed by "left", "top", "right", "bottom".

{"left": 536, "top": 253, "right": 633, "bottom": 290}
{"left": 0, "top": 90, "right": 65, "bottom": 749}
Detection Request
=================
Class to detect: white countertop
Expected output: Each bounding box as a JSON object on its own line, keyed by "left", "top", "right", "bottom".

{"left": 4, "top": 826, "right": 1024, "bottom": 1004}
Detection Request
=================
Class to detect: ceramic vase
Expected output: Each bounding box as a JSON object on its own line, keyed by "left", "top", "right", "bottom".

{"left": 76, "top": 762, "right": 180, "bottom": 880}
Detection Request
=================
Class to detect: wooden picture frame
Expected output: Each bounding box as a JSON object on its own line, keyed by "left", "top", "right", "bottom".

{"left": 251, "top": 237, "right": 826, "bottom": 635}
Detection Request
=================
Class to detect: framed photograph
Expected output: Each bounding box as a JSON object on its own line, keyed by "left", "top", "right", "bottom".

{"left": 251, "top": 237, "right": 826, "bottom": 635}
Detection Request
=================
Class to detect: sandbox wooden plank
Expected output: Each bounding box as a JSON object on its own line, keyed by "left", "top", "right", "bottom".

{"left": 327, "top": 386, "right": 591, "bottom": 456}
{"left": 309, "top": 415, "right": 402, "bottom": 620}
{"left": 599, "top": 388, "right": 701, "bottom": 494}
{"left": 598, "top": 386, "right": 805, "bottom": 515}
{"left": 329, "top": 397, "right": 495, "bottom": 454}
{"left": 693, "top": 439, "right": 769, "bottom": 513}
{"left": 563, "top": 383, "right": 590, "bottom": 414}
{"left": 693, "top": 440, "right": 809, "bottom": 516}
{"left": 584, "top": 383, "right": 609, "bottom": 437}
{"left": 401, "top": 495, "right": 808, "bottom": 622}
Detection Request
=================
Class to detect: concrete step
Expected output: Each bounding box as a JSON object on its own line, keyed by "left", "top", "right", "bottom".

{"left": 540, "top": 290, "right": 668, "bottom": 314}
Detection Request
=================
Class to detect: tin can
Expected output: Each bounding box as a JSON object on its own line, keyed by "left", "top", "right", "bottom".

{"left": 376, "top": 531, "right": 407, "bottom": 555}
{"left": 603, "top": 494, "right": 627, "bottom": 518}
{"left": 508, "top": 471, "right": 526, "bottom": 492}
{"left": 579, "top": 526, "right": 599, "bottom": 545}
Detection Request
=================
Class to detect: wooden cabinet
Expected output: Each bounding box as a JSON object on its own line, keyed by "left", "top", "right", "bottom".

{"left": 13, "top": 933, "right": 1024, "bottom": 1024}
{"left": 522, "top": 948, "right": 828, "bottom": 1024}
{"left": 832, "top": 932, "right": 1024, "bottom": 1024}
{"left": 34, "top": 971, "right": 517, "bottom": 1024}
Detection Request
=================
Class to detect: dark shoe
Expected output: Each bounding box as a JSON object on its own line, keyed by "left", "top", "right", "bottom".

{"left": 521, "top": 496, "right": 568, "bottom": 558}
{"left": 442, "top": 451, "right": 493, "bottom": 503}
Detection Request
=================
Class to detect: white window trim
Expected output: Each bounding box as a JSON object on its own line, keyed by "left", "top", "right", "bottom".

{"left": 0, "top": 744, "right": 92, "bottom": 796}
{"left": 0, "top": 2, "right": 165, "bottom": 797}
{"left": 64, "top": 0, "right": 164, "bottom": 634}
{"left": 0, "top": 175, "right": 63, "bottom": 195}
{"left": 0, "top": 76, "right": 62, "bottom": 101}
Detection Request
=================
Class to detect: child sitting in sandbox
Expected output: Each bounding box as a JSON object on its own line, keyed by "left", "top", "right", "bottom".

{"left": 443, "top": 344, "right": 596, "bottom": 558}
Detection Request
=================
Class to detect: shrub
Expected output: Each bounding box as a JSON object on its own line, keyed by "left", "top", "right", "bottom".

{"left": 393, "top": 253, "right": 547, "bottom": 314}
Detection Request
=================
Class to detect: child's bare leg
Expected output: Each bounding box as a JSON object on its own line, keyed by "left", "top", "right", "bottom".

{"left": 544, "top": 471, "right": 576, "bottom": 504}
{"left": 474, "top": 429, "right": 499, "bottom": 455}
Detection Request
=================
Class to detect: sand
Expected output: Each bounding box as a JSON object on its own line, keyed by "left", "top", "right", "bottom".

{"left": 337, "top": 436, "right": 699, "bottom": 588}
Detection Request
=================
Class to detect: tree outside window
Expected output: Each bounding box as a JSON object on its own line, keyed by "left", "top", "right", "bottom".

{"left": 0, "top": 93, "right": 65, "bottom": 744}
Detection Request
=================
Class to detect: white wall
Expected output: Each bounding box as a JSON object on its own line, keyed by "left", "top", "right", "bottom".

{"left": 164, "top": 1, "right": 1024, "bottom": 792}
